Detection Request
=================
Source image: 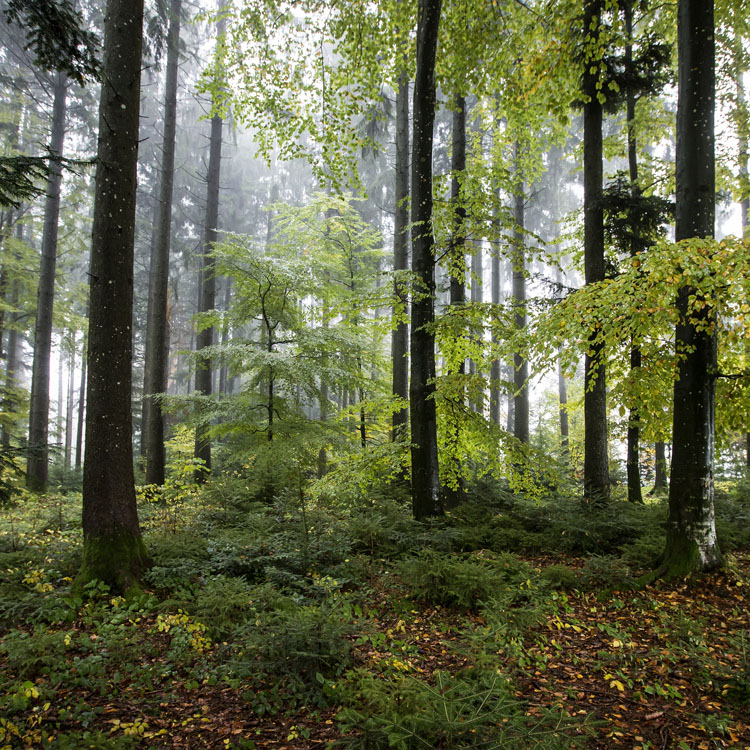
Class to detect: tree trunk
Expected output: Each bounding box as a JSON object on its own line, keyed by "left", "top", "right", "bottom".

{"left": 410, "top": 0, "right": 443, "bottom": 520}
{"left": 194, "top": 11, "right": 225, "bottom": 480}
{"left": 219, "top": 277, "right": 231, "bottom": 395}
{"left": 623, "top": 0, "right": 644, "bottom": 504}
{"left": 512, "top": 142, "right": 529, "bottom": 443}
{"left": 653, "top": 440, "right": 667, "bottom": 491}
{"left": 392, "top": 71, "right": 410, "bottom": 440}
{"left": 80, "top": 0, "right": 149, "bottom": 592}
{"left": 444, "top": 94, "right": 466, "bottom": 508}
{"left": 75, "top": 335, "right": 86, "bottom": 471}
{"left": 27, "top": 72, "right": 68, "bottom": 492}
{"left": 582, "top": 0, "right": 610, "bottom": 504}
{"left": 659, "top": 0, "right": 722, "bottom": 577}
{"left": 143, "top": 0, "right": 182, "bottom": 486}
{"left": 490, "top": 186, "right": 502, "bottom": 425}
{"left": 65, "top": 341, "right": 75, "bottom": 470}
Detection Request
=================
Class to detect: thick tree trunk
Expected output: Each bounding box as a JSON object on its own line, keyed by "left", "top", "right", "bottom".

{"left": 194, "top": 14, "right": 224, "bottom": 479}
{"left": 80, "top": 0, "right": 149, "bottom": 592}
{"left": 582, "top": 0, "right": 610, "bottom": 504}
{"left": 659, "top": 0, "right": 722, "bottom": 577}
{"left": 143, "top": 0, "right": 182, "bottom": 486}
{"left": 653, "top": 440, "right": 667, "bottom": 491}
{"left": 512, "top": 142, "right": 529, "bottom": 443}
{"left": 392, "top": 71, "right": 410, "bottom": 440}
{"left": 27, "top": 72, "right": 67, "bottom": 492}
{"left": 410, "top": 0, "right": 443, "bottom": 520}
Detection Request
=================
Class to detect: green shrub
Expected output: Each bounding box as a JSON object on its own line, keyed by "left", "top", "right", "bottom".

{"left": 397, "top": 550, "right": 535, "bottom": 611}
{"left": 337, "top": 667, "right": 594, "bottom": 749}
{"left": 540, "top": 563, "right": 579, "bottom": 590}
{"left": 226, "top": 601, "right": 353, "bottom": 691}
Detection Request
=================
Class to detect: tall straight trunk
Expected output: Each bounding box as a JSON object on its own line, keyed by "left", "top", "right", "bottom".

{"left": 624, "top": 0, "right": 644, "bottom": 504}
{"left": 2, "top": 218, "right": 24, "bottom": 448}
{"left": 75, "top": 336, "right": 86, "bottom": 471}
{"left": 489, "top": 186, "right": 502, "bottom": 425}
{"left": 65, "top": 342, "right": 75, "bottom": 470}
{"left": 512, "top": 142, "right": 529, "bottom": 442}
{"left": 470, "top": 236, "right": 483, "bottom": 412}
{"left": 57, "top": 340, "right": 64, "bottom": 449}
{"left": 194, "top": 11, "right": 225, "bottom": 479}
{"left": 27, "top": 72, "right": 68, "bottom": 492}
{"left": 410, "top": 0, "right": 443, "bottom": 520}
{"left": 392, "top": 71, "right": 410, "bottom": 440}
{"left": 582, "top": 0, "right": 610, "bottom": 504}
{"left": 143, "top": 0, "right": 182, "bottom": 485}
{"left": 660, "top": 0, "right": 721, "bottom": 576}
{"left": 444, "top": 94, "right": 466, "bottom": 508}
{"left": 80, "top": 0, "right": 149, "bottom": 591}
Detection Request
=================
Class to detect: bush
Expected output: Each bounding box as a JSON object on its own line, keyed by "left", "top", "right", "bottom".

{"left": 397, "top": 550, "right": 535, "bottom": 611}
{"left": 337, "top": 667, "right": 594, "bottom": 749}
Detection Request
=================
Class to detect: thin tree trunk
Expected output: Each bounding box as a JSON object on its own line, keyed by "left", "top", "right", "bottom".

{"left": 392, "top": 71, "right": 410, "bottom": 440}
{"left": 512, "top": 141, "right": 529, "bottom": 443}
{"left": 27, "top": 72, "right": 68, "bottom": 492}
{"left": 219, "top": 277, "right": 231, "bottom": 395}
{"left": 75, "top": 335, "right": 86, "bottom": 471}
{"left": 80, "top": 0, "right": 149, "bottom": 591}
{"left": 444, "top": 94, "right": 466, "bottom": 508}
{"left": 623, "top": 0, "right": 644, "bottom": 504}
{"left": 65, "top": 340, "right": 75, "bottom": 470}
{"left": 143, "top": 0, "right": 182, "bottom": 485}
{"left": 410, "top": 0, "right": 443, "bottom": 520}
{"left": 582, "top": 0, "right": 610, "bottom": 504}
{"left": 194, "top": 9, "right": 224, "bottom": 480}
{"left": 490, "top": 185, "right": 502, "bottom": 425}
{"left": 660, "top": 0, "right": 721, "bottom": 577}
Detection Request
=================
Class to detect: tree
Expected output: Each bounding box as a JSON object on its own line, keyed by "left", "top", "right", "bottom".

{"left": 391, "top": 70, "right": 410, "bottom": 441}
{"left": 142, "top": 0, "right": 183, "bottom": 486}
{"left": 410, "top": 0, "right": 443, "bottom": 521}
{"left": 26, "top": 71, "right": 68, "bottom": 492}
{"left": 194, "top": 6, "right": 225, "bottom": 480}
{"left": 658, "top": 0, "right": 722, "bottom": 577}
{"left": 582, "top": 0, "right": 610, "bottom": 504}
{"left": 79, "top": 0, "right": 149, "bottom": 591}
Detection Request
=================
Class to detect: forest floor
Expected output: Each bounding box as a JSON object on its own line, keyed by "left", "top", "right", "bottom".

{"left": 1, "top": 484, "right": 749, "bottom": 749}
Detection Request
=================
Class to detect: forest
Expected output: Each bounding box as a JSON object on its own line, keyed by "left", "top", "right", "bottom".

{"left": 0, "top": 0, "right": 749, "bottom": 746}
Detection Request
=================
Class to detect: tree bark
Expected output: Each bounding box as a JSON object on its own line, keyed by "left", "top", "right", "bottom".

{"left": 75, "top": 335, "right": 86, "bottom": 471}
{"left": 444, "top": 94, "right": 466, "bottom": 508}
{"left": 660, "top": 0, "right": 722, "bottom": 577}
{"left": 27, "top": 72, "right": 67, "bottom": 492}
{"left": 410, "top": 0, "right": 443, "bottom": 520}
{"left": 623, "top": 0, "right": 644, "bottom": 504}
{"left": 582, "top": 0, "right": 610, "bottom": 504}
{"left": 80, "top": 0, "right": 149, "bottom": 592}
{"left": 64, "top": 341, "right": 75, "bottom": 470}
{"left": 512, "top": 142, "right": 529, "bottom": 443}
{"left": 143, "top": 0, "right": 182, "bottom": 486}
{"left": 653, "top": 440, "right": 667, "bottom": 491}
{"left": 194, "top": 11, "right": 225, "bottom": 480}
{"left": 392, "top": 71, "right": 410, "bottom": 440}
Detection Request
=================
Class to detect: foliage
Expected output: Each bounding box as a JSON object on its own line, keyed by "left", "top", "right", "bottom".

{"left": 338, "top": 667, "right": 595, "bottom": 749}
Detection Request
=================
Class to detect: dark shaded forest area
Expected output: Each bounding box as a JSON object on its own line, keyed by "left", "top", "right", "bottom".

{"left": 0, "top": 0, "right": 749, "bottom": 747}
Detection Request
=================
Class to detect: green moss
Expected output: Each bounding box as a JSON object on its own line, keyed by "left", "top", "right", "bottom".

{"left": 75, "top": 528, "right": 152, "bottom": 595}
{"left": 639, "top": 535, "right": 723, "bottom": 585}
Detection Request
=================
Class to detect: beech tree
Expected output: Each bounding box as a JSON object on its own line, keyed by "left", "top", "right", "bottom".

{"left": 79, "top": 0, "right": 149, "bottom": 590}
{"left": 658, "top": 0, "right": 722, "bottom": 577}
{"left": 409, "top": 0, "right": 443, "bottom": 520}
